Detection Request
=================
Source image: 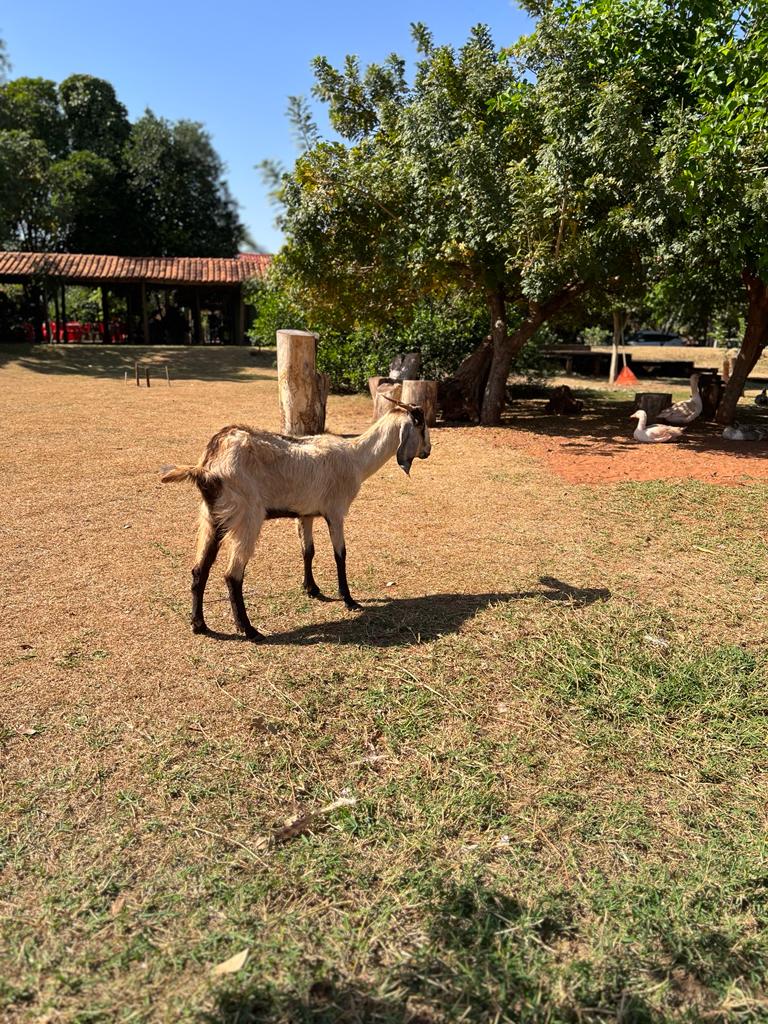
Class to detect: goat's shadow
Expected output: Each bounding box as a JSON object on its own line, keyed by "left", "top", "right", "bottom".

{"left": 204, "top": 576, "right": 610, "bottom": 647}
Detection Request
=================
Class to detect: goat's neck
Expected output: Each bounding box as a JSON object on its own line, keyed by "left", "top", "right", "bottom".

{"left": 352, "top": 415, "right": 402, "bottom": 479}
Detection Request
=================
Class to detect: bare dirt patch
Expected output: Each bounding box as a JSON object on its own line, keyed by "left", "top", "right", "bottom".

{"left": 2, "top": 346, "right": 768, "bottom": 1022}
{"left": 506, "top": 390, "right": 768, "bottom": 485}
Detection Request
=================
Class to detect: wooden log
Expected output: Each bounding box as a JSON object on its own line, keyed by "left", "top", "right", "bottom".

{"left": 634, "top": 392, "right": 673, "bottom": 420}
{"left": 368, "top": 375, "right": 388, "bottom": 400}
{"left": 401, "top": 379, "right": 438, "bottom": 426}
{"left": 276, "top": 329, "right": 328, "bottom": 435}
{"left": 389, "top": 352, "right": 422, "bottom": 380}
{"left": 372, "top": 381, "right": 403, "bottom": 421}
{"left": 438, "top": 339, "right": 493, "bottom": 421}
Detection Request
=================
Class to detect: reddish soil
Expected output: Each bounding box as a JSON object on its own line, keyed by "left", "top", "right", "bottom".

{"left": 505, "top": 398, "right": 768, "bottom": 485}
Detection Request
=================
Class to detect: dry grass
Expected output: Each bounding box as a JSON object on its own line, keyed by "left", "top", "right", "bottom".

{"left": 2, "top": 345, "right": 768, "bottom": 1023}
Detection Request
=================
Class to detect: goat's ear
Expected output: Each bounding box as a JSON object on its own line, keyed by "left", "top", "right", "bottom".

{"left": 396, "top": 418, "right": 419, "bottom": 475}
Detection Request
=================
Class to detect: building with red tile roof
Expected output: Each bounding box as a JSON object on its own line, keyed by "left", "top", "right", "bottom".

{"left": 0, "top": 251, "right": 273, "bottom": 343}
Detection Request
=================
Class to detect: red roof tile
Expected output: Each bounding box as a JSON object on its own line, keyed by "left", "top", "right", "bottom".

{"left": 0, "top": 251, "right": 273, "bottom": 285}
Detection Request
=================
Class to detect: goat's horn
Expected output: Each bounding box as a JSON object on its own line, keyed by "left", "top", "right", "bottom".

{"left": 379, "top": 393, "right": 423, "bottom": 413}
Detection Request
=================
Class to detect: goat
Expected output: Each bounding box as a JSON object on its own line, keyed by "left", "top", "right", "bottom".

{"left": 160, "top": 402, "right": 431, "bottom": 640}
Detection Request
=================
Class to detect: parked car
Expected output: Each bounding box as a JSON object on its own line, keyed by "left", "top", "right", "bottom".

{"left": 625, "top": 329, "right": 687, "bottom": 346}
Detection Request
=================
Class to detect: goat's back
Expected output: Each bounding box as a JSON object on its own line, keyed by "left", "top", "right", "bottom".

{"left": 201, "top": 424, "right": 360, "bottom": 516}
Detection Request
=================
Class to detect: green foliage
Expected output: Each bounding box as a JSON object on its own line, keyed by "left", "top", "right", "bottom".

{"left": 58, "top": 74, "right": 129, "bottom": 161}
{"left": 0, "top": 77, "right": 67, "bottom": 157}
{"left": 248, "top": 275, "right": 488, "bottom": 391}
{"left": 0, "top": 129, "right": 52, "bottom": 248}
{"left": 0, "top": 71, "right": 246, "bottom": 256}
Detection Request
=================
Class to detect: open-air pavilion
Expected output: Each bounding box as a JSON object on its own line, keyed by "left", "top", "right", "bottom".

{"left": 0, "top": 251, "right": 271, "bottom": 344}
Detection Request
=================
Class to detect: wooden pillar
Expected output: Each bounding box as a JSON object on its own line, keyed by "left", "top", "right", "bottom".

{"left": 236, "top": 286, "right": 245, "bottom": 345}
{"left": 192, "top": 289, "right": 202, "bottom": 345}
{"left": 141, "top": 282, "right": 149, "bottom": 344}
{"left": 53, "top": 286, "right": 61, "bottom": 343}
{"left": 276, "top": 329, "right": 329, "bottom": 435}
{"left": 401, "top": 379, "right": 439, "bottom": 426}
{"left": 60, "top": 284, "right": 67, "bottom": 342}
{"left": 101, "top": 286, "right": 111, "bottom": 344}
{"left": 31, "top": 286, "right": 44, "bottom": 343}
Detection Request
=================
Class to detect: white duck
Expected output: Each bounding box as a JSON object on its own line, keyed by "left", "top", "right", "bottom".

{"left": 723, "top": 423, "right": 768, "bottom": 441}
{"left": 630, "top": 409, "right": 685, "bottom": 443}
{"left": 654, "top": 373, "right": 703, "bottom": 425}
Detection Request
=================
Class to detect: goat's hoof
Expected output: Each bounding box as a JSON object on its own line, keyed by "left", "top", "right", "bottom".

{"left": 191, "top": 620, "right": 210, "bottom": 635}
{"left": 243, "top": 625, "right": 264, "bottom": 642}
{"left": 344, "top": 599, "right": 362, "bottom": 611}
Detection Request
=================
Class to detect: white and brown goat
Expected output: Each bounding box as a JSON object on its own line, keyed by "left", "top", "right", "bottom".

{"left": 160, "top": 403, "right": 431, "bottom": 639}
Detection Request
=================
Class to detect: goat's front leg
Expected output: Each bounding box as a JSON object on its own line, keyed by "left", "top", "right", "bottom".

{"left": 224, "top": 514, "right": 264, "bottom": 641}
{"left": 297, "top": 515, "right": 325, "bottom": 599}
{"left": 325, "top": 515, "right": 361, "bottom": 610}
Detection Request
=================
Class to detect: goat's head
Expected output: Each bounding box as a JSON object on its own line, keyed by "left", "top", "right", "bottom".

{"left": 380, "top": 396, "right": 432, "bottom": 474}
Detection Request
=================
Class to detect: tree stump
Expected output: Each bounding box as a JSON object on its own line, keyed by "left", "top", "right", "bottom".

{"left": 389, "top": 352, "right": 422, "bottom": 380}
{"left": 401, "top": 379, "right": 438, "bottom": 426}
{"left": 438, "top": 339, "right": 493, "bottom": 421}
{"left": 276, "top": 329, "right": 329, "bottom": 436}
{"left": 634, "top": 392, "right": 673, "bottom": 420}
{"left": 372, "top": 381, "right": 403, "bottom": 421}
{"left": 697, "top": 370, "right": 722, "bottom": 420}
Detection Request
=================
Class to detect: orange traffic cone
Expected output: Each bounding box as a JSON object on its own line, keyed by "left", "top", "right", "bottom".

{"left": 614, "top": 365, "right": 639, "bottom": 386}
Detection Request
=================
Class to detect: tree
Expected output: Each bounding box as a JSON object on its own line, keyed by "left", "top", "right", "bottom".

{"left": 271, "top": 23, "right": 663, "bottom": 422}
{"left": 0, "top": 77, "right": 67, "bottom": 157}
{"left": 0, "top": 36, "right": 10, "bottom": 84}
{"left": 0, "top": 129, "right": 52, "bottom": 248}
{"left": 58, "top": 75, "right": 130, "bottom": 161}
{"left": 126, "top": 111, "right": 245, "bottom": 256}
{"left": 49, "top": 150, "right": 121, "bottom": 252}
{"left": 663, "top": 1, "right": 768, "bottom": 423}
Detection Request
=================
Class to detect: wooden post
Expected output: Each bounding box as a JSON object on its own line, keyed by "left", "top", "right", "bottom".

{"left": 192, "top": 290, "right": 202, "bottom": 345}
{"left": 276, "top": 329, "right": 328, "bottom": 435}
{"left": 634, "top": 392, "right": 673, "bottom": 420}
{"left": 236, "top": 287, "right": 246, "bottom": 345}
{"left": 165, "top": 364, "right": 170, "bottom": 387}
{"left": 401, "top": 380, "right": 438, "bottom": 426}
{"left": 145, "top": 367, "right": 151, "bottom": 388}
{"left": 141, "top": 283, "right": 149, "bottom": 344}
{"left": 101, "top": 286, "right": 111, "bottom": 344}
{"left": 372, "top": 381, "right": 403, "bottom": 421}
{"left": 60, "top": 284, "right": 67, "bottom": 342}
{"left": 53, "top": 286, "right": 60, "bottom": 343}
{"left": 135, "top": 361, "right": 140, "bottom": 387}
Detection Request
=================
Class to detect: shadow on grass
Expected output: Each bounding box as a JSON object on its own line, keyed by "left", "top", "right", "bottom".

{"left": 199, "top": 880, "right": 656, "bottom": 1024}
{"left": 204, "top": 578, "right": 611, "bottom": 647}
{"left": 507, "top": 394, "right": 768, "bottom": 460}
{"left": 0, "top": 343, "right": 276, "bottom": 381}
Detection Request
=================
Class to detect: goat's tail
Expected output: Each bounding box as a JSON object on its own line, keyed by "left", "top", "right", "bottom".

{"left": 160, "top": 464, "right": 198, "bottom": 484}
{"left": 160, "top": 464, "right": 221, "bottom": 504}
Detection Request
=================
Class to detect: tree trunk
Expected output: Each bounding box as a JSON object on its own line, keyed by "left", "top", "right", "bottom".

{"left": 609, "top": 310, "right": 627, "bottom": 385}
{"left": 401, "top": 379, "right": 438, "bottom": 425}
{"left": 480, "top": 282, "right": 585, "bottom": 425}
{"left": 480, "top": 288, "right": 514, "bottom": 426}
{"left": 437, "top": 339, "right": 493, "bottom": 421}
{"left": 716, "top": 273, "right": 768, "bottom": 425}
{"left": 276, "top": 329, "right": 329, "bottom": 435}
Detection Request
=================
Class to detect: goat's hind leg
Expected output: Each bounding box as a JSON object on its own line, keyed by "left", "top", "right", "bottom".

{"left": 223, "top": 511, "right": 264, "bottom": 641}
{"left": 325, "top": 515, "right": 361, "bottom": 611}
{"left": 298, "top": 515, "right": 325, "bottom": 599}
{"left": 190, "top": 508, "right": 221, "bottom": 635}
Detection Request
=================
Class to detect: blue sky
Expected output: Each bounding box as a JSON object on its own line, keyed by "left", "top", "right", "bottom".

{"left": 2, "top": 1, "right": 533, "bottom": 253}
